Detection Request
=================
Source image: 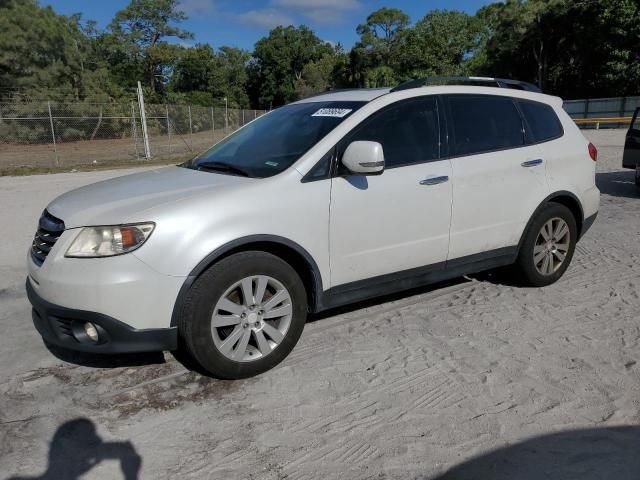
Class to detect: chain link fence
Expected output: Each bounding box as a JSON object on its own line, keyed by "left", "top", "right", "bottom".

{"left": 3, "top": 94, "right": 635, "bottom": 174}
{"left": 0, "top": 100, "right": 266, "bottom": 173}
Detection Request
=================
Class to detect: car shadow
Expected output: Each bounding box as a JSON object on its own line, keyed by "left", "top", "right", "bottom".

{"left": 6, "top": 418, "right": 142, "bottom": 480}
{"left": 44, "top": 341, "right": 166, "bottom": 369}
{"left": 596, "top": 170, "right": 639, "bottom": 199}
{"left": 430, "top": 426, "right": 640, "bottom": 480}
{"left": 466, "top": 267, "right": 525, "bottom": 287}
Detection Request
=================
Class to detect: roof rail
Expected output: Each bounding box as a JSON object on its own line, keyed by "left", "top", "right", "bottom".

{"left": 390, "top": 76, "right": 541, "bottom": 93}
{"left": 298, "top": 87, "right": 388, "bottom": 101}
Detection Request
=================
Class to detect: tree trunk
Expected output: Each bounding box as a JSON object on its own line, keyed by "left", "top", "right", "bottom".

{"left": 148, "top": 32, "right": 160, "bottom": 93}
{"left": 149, "top": 62, "right": 156, "bottom": 93}
{"left": 532, "top": 39, "right": 544, "bottom": 89}
{"left": 90, "top": 106, "right": 103, "bottom": 140}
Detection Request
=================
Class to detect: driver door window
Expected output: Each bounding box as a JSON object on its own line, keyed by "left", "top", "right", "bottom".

{"left": 340, "top": 97, "right": 440, "bottom": 169}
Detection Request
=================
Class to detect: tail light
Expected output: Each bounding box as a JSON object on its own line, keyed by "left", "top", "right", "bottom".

{"left": 588, "top": 142, "right": 597, "bottom": 161}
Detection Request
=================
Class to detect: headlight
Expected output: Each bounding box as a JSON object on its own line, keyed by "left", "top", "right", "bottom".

{"left": 65, "top": 223, "right": 155, "bottom": 258}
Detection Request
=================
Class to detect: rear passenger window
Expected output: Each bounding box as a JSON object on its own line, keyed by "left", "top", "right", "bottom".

{"left": 344, "top": 97, "right": 440, "bottom": 168}
{"left": 446, "top": 95, "right": 524, "bottom": 156}
{"left": 518, "top": 100, "right": 563, "bottom": 142}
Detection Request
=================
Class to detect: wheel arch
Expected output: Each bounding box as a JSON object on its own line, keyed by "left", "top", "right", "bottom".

{"left": 547, "top": 192, "right": 584, "bottom": 237}
{"left": 170, "top": 235, "right": 324, "bottom": 327}
{"left": 517, "top": 191, "right": 585, "bottom": 253}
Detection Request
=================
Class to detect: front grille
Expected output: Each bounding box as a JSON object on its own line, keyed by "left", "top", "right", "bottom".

{"left": 31, "top": 210, "right": 65, "bottom": 266}
{"left": 52, "top": 316, "right": 76, "bottom": 340}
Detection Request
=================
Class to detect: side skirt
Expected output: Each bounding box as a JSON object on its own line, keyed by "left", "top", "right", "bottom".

{"left": 316, "top": 246, "right": 518, "bottom": 312}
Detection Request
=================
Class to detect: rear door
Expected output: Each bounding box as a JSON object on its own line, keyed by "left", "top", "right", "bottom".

{"left": 442, "top": 94, "right": 550, "bottom": 261}
{"left": 623, "top": 108, "right": 640, "bottom": 169}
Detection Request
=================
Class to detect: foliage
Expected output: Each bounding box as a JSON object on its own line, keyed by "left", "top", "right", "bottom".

{"left": 169, "top": 44, "right": 249, "bottom": 107}
{"left": 474, "top": 0, "right": 640, "bottom": 97}
{"left": 108, "top": 0, "right": 193, "bottom": 95}
{"left": 247, "top": 26, "right": 333, "bottom": 108}
{"left": 395, "top": 10, "right": 482, "bottom": 80}
{"left": 1, "top": 0, "right": 639, "bottom": 106}
{"left": 348, "top": 8, "right": 410, "bottom": 87}
{"left": 0, "top": 0, "right": 87, "bottom": 100}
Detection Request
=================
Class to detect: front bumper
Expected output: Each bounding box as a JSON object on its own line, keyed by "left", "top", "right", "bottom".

{"left": 27, "top": 278, "right": 177, "bottom": 354}
{"left": 27, "top": 228, "right": 185, "bottom": 331}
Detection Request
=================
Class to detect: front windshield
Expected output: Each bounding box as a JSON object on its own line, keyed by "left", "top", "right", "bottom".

{"left": 183, "top": 100, "right": 365, "bottom": 178}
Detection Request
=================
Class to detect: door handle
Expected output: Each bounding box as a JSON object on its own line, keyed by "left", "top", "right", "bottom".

{"left": 521, "top": 159, "right": 544, "bottom": 167}
{"left": 420, "top": 175, "right": 449, "bottom": 185}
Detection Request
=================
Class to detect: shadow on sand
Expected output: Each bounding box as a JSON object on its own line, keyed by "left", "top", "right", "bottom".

{"left": 7, "top": 418, "right": 141, "bottom": 480}
{"left": 596, "top": 170, "right": 639, "bottom": 199}
{"left": 431, "top": 426, "right": 640, "bottom": 480}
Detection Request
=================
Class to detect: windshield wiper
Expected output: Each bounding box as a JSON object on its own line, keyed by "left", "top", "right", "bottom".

{"left": 196, "top": 161, "right": 252, "bottom": 177}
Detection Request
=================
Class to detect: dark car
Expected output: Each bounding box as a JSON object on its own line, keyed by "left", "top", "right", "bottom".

{"left": 622, "top": 107, "right": 640, "bottom": 186}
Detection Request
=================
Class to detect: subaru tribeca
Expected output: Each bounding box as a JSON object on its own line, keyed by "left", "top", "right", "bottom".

{"left": 27, "top": 78, "right": 600, "bottom": 379}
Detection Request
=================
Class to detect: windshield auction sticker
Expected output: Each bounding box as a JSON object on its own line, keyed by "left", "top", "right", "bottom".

{"left": 311, "top": 108, "right": 353, "bottom": 118}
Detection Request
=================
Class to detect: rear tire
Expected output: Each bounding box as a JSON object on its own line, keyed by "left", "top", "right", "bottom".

{"left": 178, "top": 251, "right": 307, "bottom": 379}
{"left": 514, "top": 203, "right": 577, "bottom": 287}
{"left": 635, "top": 165, "right": 640, "bottom": 187}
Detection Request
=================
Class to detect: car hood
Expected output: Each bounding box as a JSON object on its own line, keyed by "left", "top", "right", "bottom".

{"left": 47, "top": 166, "right": 253, "bottom": 228}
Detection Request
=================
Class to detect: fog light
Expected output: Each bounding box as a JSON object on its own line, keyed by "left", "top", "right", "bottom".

{"left": 83, "top": 322, "right": 99, "bottom": 343}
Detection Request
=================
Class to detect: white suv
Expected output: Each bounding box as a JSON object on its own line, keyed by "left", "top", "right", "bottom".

{"left": 27, "top": 78, "right": 600, "bottom": 379}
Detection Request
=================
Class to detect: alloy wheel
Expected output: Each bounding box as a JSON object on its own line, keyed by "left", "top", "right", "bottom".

{"left": 533, "top": 217, "right": 571, "bottom": 276}
{"left": 211, "top": 275, "right": 293, "bottom": 362}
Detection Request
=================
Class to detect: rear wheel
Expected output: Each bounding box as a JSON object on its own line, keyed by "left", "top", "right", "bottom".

{"left": 635, "top": 165, "right": 640, "bottom": 187}
{"left": 514, "top": 203, "right": 577, "bottom": 287}
{"left": 179, "top": 251, "right": 307, "bottom": 379}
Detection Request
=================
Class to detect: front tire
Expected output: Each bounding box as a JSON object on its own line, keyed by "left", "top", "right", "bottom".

{"left": 179, "top": 251, "right": 307, "bottom": 379}
{"left": 635, "top": 165, "right": 640, "bottom": 187}
{"left": 514, "top": 203, "right": 577, "bottom": 287}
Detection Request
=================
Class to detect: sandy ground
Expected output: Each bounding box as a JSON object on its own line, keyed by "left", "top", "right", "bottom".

{"left": 1, "top": 129, "right": 639, "bottom": 479}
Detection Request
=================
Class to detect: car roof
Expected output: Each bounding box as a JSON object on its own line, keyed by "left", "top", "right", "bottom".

{"left": 294, "top": 85, "right": 562, "bottom": 108}
{"left": 292, "top": 88, "right": 391, "bottom": 103}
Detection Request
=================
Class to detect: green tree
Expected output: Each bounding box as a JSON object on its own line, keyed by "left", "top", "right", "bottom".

{"left": 476, "top": 0, "right": 640, "bottom": 97}
{"left": 171, "top": 44, "right": 216, "bottom": 93}
{"left": 294, "top": 53, "right": 338, "bottom": 98}
{"left": 356, "top": 7, "right": 410, "bottom": 64}
{"left": 170, "top": 44, "right": 250, "bottom": 107}
{"left": 395, "top": 10, "right": 482, "bottom": 80}
{"left": 0, "top": 0, "right": 88, "bottom": 100}
{"left": 109, "top": 0, "right": 193, "bottom": 94}
{"left": 248, "top": 25, "right": 333, "bottom": 108}
{"left": 350, "top": 7, "right": 410, "bottom": 86}
{"left": 213, "top": 46, "right": 250, "bottom": 108}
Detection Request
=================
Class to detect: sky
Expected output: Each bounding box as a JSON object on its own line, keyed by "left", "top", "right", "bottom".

{"left": 41, "top": 0, "right": 493, "bottom": 50}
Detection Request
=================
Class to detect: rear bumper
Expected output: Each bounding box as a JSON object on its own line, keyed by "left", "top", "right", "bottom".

{"left": 27, "top": 278, "right": 177, "bottom": 354}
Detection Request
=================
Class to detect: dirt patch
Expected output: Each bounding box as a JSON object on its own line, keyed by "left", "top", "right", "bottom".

{"left": 0, "top": 130, "right": 227, "bottom": 175}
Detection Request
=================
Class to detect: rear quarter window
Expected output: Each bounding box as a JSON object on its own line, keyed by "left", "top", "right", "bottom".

{"left": 518, "top": 100, "right": 563, "bottom": 143}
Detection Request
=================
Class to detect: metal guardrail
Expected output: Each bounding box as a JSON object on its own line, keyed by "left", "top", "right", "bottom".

{"left": 573, "top": 116, "right": 632, "bottom": 129}
{"left": 564, "top": 95, "right": 639, "bottom": 130}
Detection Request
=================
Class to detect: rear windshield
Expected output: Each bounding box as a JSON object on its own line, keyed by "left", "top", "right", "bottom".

{"left": 184, "top": 101, "right": 365, "bottom": 178}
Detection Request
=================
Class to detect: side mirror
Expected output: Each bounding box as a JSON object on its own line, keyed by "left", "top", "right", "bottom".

{"left": 342, "top": 141, "right": 385, "bottom": 175}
